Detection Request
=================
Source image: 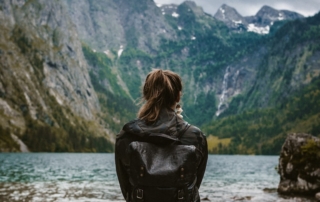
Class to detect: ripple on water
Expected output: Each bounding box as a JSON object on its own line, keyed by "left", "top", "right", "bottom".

{"left": 0, "top": 154, "right": 317, "bottom": 202}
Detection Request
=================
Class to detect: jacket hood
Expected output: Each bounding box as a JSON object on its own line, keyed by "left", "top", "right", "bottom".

{"left": 122, "top": 108, "right": 189, "bottom": 140}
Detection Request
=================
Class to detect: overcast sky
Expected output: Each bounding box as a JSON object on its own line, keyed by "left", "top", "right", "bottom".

{"left": 154, "top": 0, "right": 320, "bottom": 17}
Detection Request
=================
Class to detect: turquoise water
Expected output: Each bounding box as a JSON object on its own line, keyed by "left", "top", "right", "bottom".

{"left": 0, "top": 154, "right": 315, "bottom": 202}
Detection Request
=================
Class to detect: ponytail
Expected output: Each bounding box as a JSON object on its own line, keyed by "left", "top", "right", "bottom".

{"left": 138, "top": 69, "right": 182, "bottom": 123}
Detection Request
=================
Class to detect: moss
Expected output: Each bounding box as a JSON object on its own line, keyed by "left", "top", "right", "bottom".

{"left": 301, "top": 139, "right": 320, "bottom": 162}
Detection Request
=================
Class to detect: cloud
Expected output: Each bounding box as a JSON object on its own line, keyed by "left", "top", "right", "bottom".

{"left": 272, "top": 1, "right": 318, "bottom": 16}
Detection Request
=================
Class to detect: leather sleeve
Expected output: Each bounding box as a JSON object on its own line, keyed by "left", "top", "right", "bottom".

{"left": 115, "top": 131, "right": 131, "bottom": 201}
{"left": 179, "top": 126, "right": 208, "bottom": 189}
{"left": 196, "top": 131, "right": 208, "bottom": 188}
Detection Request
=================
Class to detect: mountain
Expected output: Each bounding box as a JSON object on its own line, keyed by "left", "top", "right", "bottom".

{"left": 214, "top": 4, "right": 304, "bottom": 34}
{"left": 0, "top": 0, "right": 113, "bottom": 152}
{"left": 214, "top": 4, "right": 248, "bottom": 32}
{"left": 158, "top": 3, "right": 178, "bottom": 16}
{"left": 203, "top": 13, "right": 320, "bottom": 154}
{"left": 0, "top": 0, "right": 319, "bottom": 155}
{"left": 245, "top": 5, "right": 304, "bottom": 27}
{"left": 64, "top": 0, "right": 176, "bottom": 54}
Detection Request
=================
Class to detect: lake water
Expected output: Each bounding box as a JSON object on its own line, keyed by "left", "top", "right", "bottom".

{"left": 0, "top": 153, "right": 316, "bottom": 202}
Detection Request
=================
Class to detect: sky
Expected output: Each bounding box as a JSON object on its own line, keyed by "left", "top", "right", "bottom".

{"left": 154, "top": 0, "right": 320, "bottom": 17}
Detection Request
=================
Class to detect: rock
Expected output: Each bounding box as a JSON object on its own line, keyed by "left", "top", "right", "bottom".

{"left": 263, "top": 188, "right": 277, "bottom": 193}
{"left": 65, "top": 0, "right": 176, "bottom": 53}
{"left": 278, "top": 133, "right": 320, "bottom": 196}
{"left": 0, "top": 0, "right": 114, "bottom": 152}
{"left": 231, "top": 196, "right": 252, "bottom": 201}
{"left": 201, "top": 196, "right": 210, "bottom": 201}
{"left": 214, "top": 4, "right": 248, "bottom": 31}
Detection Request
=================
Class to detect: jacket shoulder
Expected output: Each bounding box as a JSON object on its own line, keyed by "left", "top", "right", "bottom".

{"left": 181, "top": 125, "right": 206, "bottom": 141}
{"left": 184, "top": 125, "right": 205, "bottom": 138}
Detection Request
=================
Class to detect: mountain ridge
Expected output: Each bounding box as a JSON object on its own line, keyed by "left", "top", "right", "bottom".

{"left": 158, "top": 2, "right": 304, "bottom": 34}
{"left": 0, "top": 0, "right": 319, "bottom": 154}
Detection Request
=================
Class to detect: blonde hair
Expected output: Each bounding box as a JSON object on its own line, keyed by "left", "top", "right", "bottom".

{"left": 138, "top": 69, "right": 182, "bottom": 123}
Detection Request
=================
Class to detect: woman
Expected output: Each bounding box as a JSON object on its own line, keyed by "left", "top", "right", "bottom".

{"left": 115, "top": 69, "right": 208, "bottom": 202}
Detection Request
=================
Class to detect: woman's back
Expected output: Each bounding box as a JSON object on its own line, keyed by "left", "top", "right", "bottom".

{"left": 115, "top": 69, "right": 208, "bottom": 202}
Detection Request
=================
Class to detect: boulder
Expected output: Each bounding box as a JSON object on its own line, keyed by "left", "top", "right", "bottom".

{"left": 278, "top": 133, "right": 320, "bottom": 196}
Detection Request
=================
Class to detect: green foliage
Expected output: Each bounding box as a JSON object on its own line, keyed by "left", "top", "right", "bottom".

{"left": 125, "top": 26, "right": 139, "bottom": 48}
{"left": 22, "top": 96, "right": 114, "bottom": 153}
{"left": 0, "top": 125, "right": 19, "bottom": 152}
{"left": 82, "top": 44, "right": 137, "bottom": 132}
{"left": 82, "top": 44, "right": 129, "bottom": 97}
{"left": 301, "top": 139, "right": 320, "bottom": 163}
{"left": 184, "top": 91, "right": 216, "bottom": 126}
{"left": 234, "top": 12, "right": 320, "bottom": 112}
{"left": 22, "top": 122, "right": 114, "bottom": 152}
{"left": 11, "top": 6, "right": 317, "bottom": 153}
{"left": 119, "top": 47, "right": 153, "bottom": 99}
{"left": 176, "top": 3, "right": 196, "bottom": 30}
{"left": 288, "top": 138, "right": 320, "bottom": 180}
{"left": 203, "top": 75, "right": 320, "bottom": 155}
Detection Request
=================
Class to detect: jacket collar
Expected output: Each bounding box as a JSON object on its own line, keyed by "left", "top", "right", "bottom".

{"left": 123, "top": 108, "right": 180, "bottom": 138}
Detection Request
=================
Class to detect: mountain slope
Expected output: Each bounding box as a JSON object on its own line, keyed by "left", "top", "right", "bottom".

{"left": 65, "top": 0, "right": 176, "bottom": 53}
{"left": 203, "top": 12, "right": 320, "bottom": 154}
{"left": 0, "top": 0, "right": 113, "bottom": 152}
{"left": 0, "top": 0, "right": 318, "bottom": 155}
{"left": 214, "top": 4, "right": 248, "bottom": 31}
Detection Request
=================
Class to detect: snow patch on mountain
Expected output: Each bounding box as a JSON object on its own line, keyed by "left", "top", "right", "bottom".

{"left": 172, "top": 12, "right": 179, "bottom": 18}
{"left": 214, "top": 4, "right": 303, "bottom": 35}
{"left": 233, "top": 20, "right": 242, "bottom": 24}
{"left": 247, "top": 24, "right": 270, "bottom": 34}
{"left": 219, "top": 8, "right": 226, "bottom": 19}
{"left": 278, "top": 13, "right": 285, "bottom": 20}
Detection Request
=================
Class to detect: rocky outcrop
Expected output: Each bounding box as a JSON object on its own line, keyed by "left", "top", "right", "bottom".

{"left": 64, "top": 0, "right": 176, "bottom": 53}
{"left": 0, "top": 0, "right": 113, "bottom": 152}
{"left": 278, "top": 133, "right": 320, "bottom": 199}
{"left": 0, "top": 0, "right": 100, "bottom": 120}
{"left": 214, "top": 4, "right": 248, "bottom": 32}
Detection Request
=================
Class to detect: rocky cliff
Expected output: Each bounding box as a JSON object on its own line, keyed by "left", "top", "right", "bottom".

{"left": 64, "top": 0, "right": 176, "bottom": 54}
{"left": 0, "top": 0, "right": 113, "bottom": 152}
{"left": 214, "top": 4, "right": 248, "bottom": 32}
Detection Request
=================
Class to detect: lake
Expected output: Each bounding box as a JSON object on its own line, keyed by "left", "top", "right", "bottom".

{"left": 0, "top": 153, "right": 315, "bottom": 202}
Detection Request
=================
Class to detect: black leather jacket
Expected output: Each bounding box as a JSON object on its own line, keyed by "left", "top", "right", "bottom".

{"left": 115, "top": 108, "right": 208, "bottom": 202}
